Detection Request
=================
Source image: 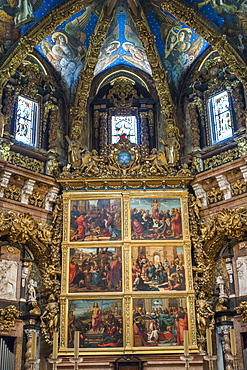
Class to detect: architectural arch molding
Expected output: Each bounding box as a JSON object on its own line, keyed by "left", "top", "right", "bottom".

{"left": 0, "top": 0, "right": 91, "bottom": 92}
{"left": 190, "top": 203, "right": 247, "bottom": 298}
{"left": 0, "top": 210, "right": 52, "bottom": 264}
{"left": 155, "top": 0, "right": 247, "bottom": 88}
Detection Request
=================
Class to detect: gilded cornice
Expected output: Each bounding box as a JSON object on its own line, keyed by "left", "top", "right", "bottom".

{"left": 131, "top": 7, "right": 175, "bottom": 123}
{"left": 158, "top": 0, "right": 247, "bottom": 87}
{"left": 70, "top": 6, "right": 113, "bottom": 139}
{"left": 0, "top": 0, "right": 93, "bottom": 91}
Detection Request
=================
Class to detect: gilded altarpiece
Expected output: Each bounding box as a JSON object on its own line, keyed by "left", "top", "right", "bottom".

{"left": 59, "top": 189, "right": 197, "bottom": 355}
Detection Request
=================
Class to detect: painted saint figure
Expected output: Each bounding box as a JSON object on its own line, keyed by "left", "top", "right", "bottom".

{"left": 91, "top": 302, "right": 101, "bottom": 333}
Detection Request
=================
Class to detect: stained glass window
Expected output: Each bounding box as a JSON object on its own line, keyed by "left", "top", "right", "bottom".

{"left": 111, "top": 116, "right": 137, "bottom": 144}
{"left": 15, "top": 96, "right": 39, "bottom": 146}
{"left": 208, "top": 91, "right": 233, "bottom": 144}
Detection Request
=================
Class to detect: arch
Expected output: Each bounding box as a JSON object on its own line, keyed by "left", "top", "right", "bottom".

{"left": 157, "top": 0, "right": 247, "bottom": 88}
{"left": 0, "top": 0, "right": 90, "bottom": 91}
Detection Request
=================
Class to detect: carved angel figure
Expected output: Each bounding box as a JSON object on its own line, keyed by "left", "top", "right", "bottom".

{"left": 40, "top": 294, "right": 59, "bottom": 343}
{"left": 190, "top": 195, "right": 202, "bottom": 220}
{"left": 27, "top": 279, "right": 36, "bottom": 302}
{"left": 196, "top": 291, "right": 215, "bottom": 338}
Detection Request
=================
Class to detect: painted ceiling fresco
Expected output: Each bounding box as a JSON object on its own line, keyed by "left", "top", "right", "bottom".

{"left": 187, "top": 0, "right": 247, "bottom": 55}
{"left": 143, "top": 1, "right": 209, "bottom": 94}
{"left": 0, "top": 0, "right": 224, "bottom": 101}
{"left": 35, "top": 6, "right": 99, "bottom": 100}
{"left": 94, "top": 3, "right": 152, "bottom": 76}
{"left": 1, "top": 0, "right": 246, "bottom": 61}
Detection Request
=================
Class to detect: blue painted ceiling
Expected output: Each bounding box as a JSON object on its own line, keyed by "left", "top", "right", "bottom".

{"left": 5, "top": 0, "right": 244, "bottom": 97}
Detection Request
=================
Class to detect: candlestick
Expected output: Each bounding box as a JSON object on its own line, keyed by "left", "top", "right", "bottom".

{"left": 48, "top": 357, "right": 62, "bottom": 370}
{"left": 230, "top": 328, "right": 237, "bottom": 356}
{"left": 28, "top": 358, "right": 40, "bottom": 370}
{"left": 74, "top": 331, "right": 80, "bottom": 358}
{"left": 184, "top": 330, "right": 189, "bottom": 356}
{"left": 206, "top": 328, "right": 213, "bottom": 356}
{"left": 180, "top": 355, "right": 194, "bottom": 369}
{"left": 31, "top": 331, "right": 37, "bottom": 359}
{"left": 52, "top": 331, "right": 58, "bottom": 359}
{"left": 69, "top": 356, "right": 83, "bottom": 370}
{"left": 204, "top": 355, "right": 217, "bottom": 370}
{"left": 228, "top": 354, "right": 239, "bottom": 370}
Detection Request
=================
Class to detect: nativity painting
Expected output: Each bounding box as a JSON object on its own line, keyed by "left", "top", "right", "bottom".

{"left": 68, "top": 299, "right": 123, "bottom": 348}
{"left": 70, "top": 199, "right": 121, "bottom": 242}
{"left": 69, "top": 247, "right": 122, "bottom": 293}
{"left": 133, "top": 297, "right": 188, "bottom": 347}
{"left": 132, "top": 246, "right": 185, "bottom": 292}
{"left": 130, "top": 198, "right": 182, "bottom": 240}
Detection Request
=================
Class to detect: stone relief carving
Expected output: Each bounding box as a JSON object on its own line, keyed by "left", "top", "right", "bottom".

{"left": 236, "top": 256, "right": 247, "bottom": 296}
{"left": 0, "top": 259, "right": 18, "bottom": 300}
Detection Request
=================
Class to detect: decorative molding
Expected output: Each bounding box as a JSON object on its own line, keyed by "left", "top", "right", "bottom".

{"left": 21, "top": 179, "right": 36, "bottom": 204}
{"left": 215, "top": 174, "right": 231, "bottom": 200}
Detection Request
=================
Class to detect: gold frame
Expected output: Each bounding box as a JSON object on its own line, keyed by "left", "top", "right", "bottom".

{"left": 59, "top": 189, "right": 197, "bottom": 355}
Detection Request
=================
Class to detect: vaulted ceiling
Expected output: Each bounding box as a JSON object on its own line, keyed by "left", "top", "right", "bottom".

{"left": 0, "top": 0, "right": 246, "bottom": 102}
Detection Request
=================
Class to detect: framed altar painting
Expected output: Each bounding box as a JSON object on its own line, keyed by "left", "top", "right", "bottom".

{"left": 69, "top": 247, "right": 122, "bottom": 293}
{"left": 70, "top": 199, "right": 121, "bottom": 242}
{"left": 68, "top": 299, "right": 123, "bottom": 349}
{"left": 130, "top": 198, "right": 183, "bottom": 240}
{"left": 132, "top": 297, "right": 188, "bottom": 347}
{"left": 131, "top": 245, "right": 186, "bottom": 292}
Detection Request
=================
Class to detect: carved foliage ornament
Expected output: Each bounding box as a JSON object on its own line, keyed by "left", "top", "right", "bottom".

{"left": 60, "top": 137, "right": 191, "bottom": 179}
{"left": 188, "top": 199, "right": 247, "bottom": 350}
{"left": 0, "top": 305, "right": 21, "bottom": 331}
{"left": 0, "top": 196, "right": 63, "bottom": 344}
{"left": 235, "top": 301, "right": 247, "bottom": 322}
{"left": 107, "top": 78, "right": 138, "bottom": 110}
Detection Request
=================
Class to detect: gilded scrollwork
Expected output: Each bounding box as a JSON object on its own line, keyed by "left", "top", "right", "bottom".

{"left": 29, "top": 191, "right": 44, "bottom": 208}
{"left": 107, "top": 78, "right": 138, "bottom": 110}
{"left": 189, "top": 192, "right": 247, "bottom": 351}
{"left": 4, "top": 185, "right": 21, "bottom": 201}
{"left": 204, "top": 148, "right": 239, "bottom": 170}
{"left": 231, "top": 179, "right": 247, "bottom": 195}
{"left": 59, "top": 137, "right": 191, "bottom": 179}
{"left": 71, "top": 7, "right": 112, "bottom": 140}
{"left": 207, "top": 187, "right": 224, "bottom": 204}
{"left": 0, "top": 195, "right": 63, "bottom": 344}
{"left": 0, "top": 305, "right": 21, "bottom": 331}
{"left": 235, "top": 301, "right": 247, "bottom": 322}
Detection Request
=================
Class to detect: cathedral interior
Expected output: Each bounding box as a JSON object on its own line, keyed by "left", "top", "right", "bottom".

{"left": 2, "top": 0, "right": 247, "bottom": 369}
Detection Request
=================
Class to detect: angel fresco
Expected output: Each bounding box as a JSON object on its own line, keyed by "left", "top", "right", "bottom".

{"left": 123, "top": 21, "right": 152, "bottom": 75}
{"left": 0, "top": 0, "right": 43, "bottom": 28}
{"left": 163, "top": 27, "right": 203, "bottom": 91}
{"left": 141, "top": 1, "right": 204, "bottom": 92}
{"left": 41, "top": 8, "right": 91, "bottom": 98}
{"left": 194, "top": 0, "right": 247, "bottom": 53}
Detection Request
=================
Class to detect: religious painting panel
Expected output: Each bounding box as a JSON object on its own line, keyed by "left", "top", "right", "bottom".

{"left": 69, "top": 247, "right": 122, "bottom": 293}
{"left": 130, "top": 198, "right": 182, "bottom": 240}
{"left": 68, "top": 299, "right": 123, "bottom": 349}
{"left": 70, "top": 199, "right": 121, "bottom": 242}
{"left": 131, "top": 245, "right": 186, "bottom": 292}
{"left": 132, "top": 297, "right": 188, "bottom": 348}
